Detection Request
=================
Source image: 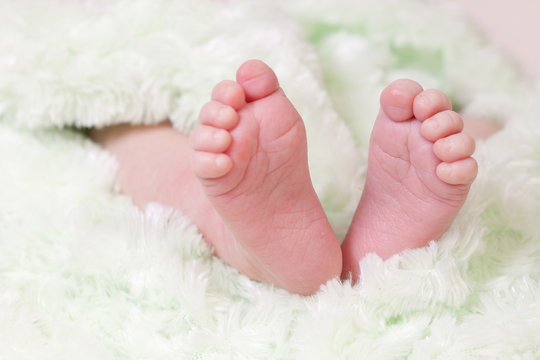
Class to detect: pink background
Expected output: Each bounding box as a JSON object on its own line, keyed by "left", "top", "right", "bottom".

{"left": 449, "top": 0, "right": 540, "bottom": 78}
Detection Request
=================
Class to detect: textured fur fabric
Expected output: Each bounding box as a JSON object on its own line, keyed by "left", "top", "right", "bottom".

{"left": 1, "top": 0, "right": 540, "bottom": 358}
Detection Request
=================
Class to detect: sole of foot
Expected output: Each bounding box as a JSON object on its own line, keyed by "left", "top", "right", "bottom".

{"left": 190, "top": 60, "right": 342, "bottom": 295}
{"left": 342, "top": 79, "right": 478, "bottom": 279}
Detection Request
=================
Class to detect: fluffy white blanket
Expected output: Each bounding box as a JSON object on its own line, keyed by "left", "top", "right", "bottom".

{"left": 1, "top": 0, "right": 540, "bottom": 358}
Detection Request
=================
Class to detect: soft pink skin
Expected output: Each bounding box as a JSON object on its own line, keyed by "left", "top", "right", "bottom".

{"left": 190, "top": 60, "right": 342, "bottom": 295}
{"left": 91, "top": 61, "right": 479, "bottom": 294}
{"left": 90, "top": 61, "right": 341, "bottom": 295}
{"left": 341, "top": 79, "right": 478, "bottom": 280}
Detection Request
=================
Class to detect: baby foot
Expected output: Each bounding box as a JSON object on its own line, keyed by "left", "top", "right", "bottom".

{"left": 342, "top": 80, "right": 478, "bottom": 279}
{"left": 190, "top": 60, "right": 341, "bottom": 294}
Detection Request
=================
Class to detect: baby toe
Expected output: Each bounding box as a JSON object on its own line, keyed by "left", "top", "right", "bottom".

{"left": 433, "top": 133, "right": 475, "bottom": 162}
{"left": 189, "top": 125, "right": 232, "bottom": 152}
{"left": 380, "top": 79, "right": 424, "bottom": 121}
{"left": 199, "top": 101, "right": 239, "bottom": 130}
{"left": 191, "top": 152, "right": 232, "bottom": 179}
{"left": 413, "top": 89, "right": 452, "bottom": 122}
{"left": 436, "top": 158, "right": 478, "bottom": 185}
{"left": 421, "top": 110, "right": 464, "bottom": 142}
{"left": 211, "top": 80, "right": 246, "bottom": 110}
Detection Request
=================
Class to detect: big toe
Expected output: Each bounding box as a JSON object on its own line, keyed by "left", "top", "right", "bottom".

{"left": 380, "top": 79, "right": 424, "bottom": 121}
{"left": 236, "top": 60, "right": 280, "bottom": 102}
